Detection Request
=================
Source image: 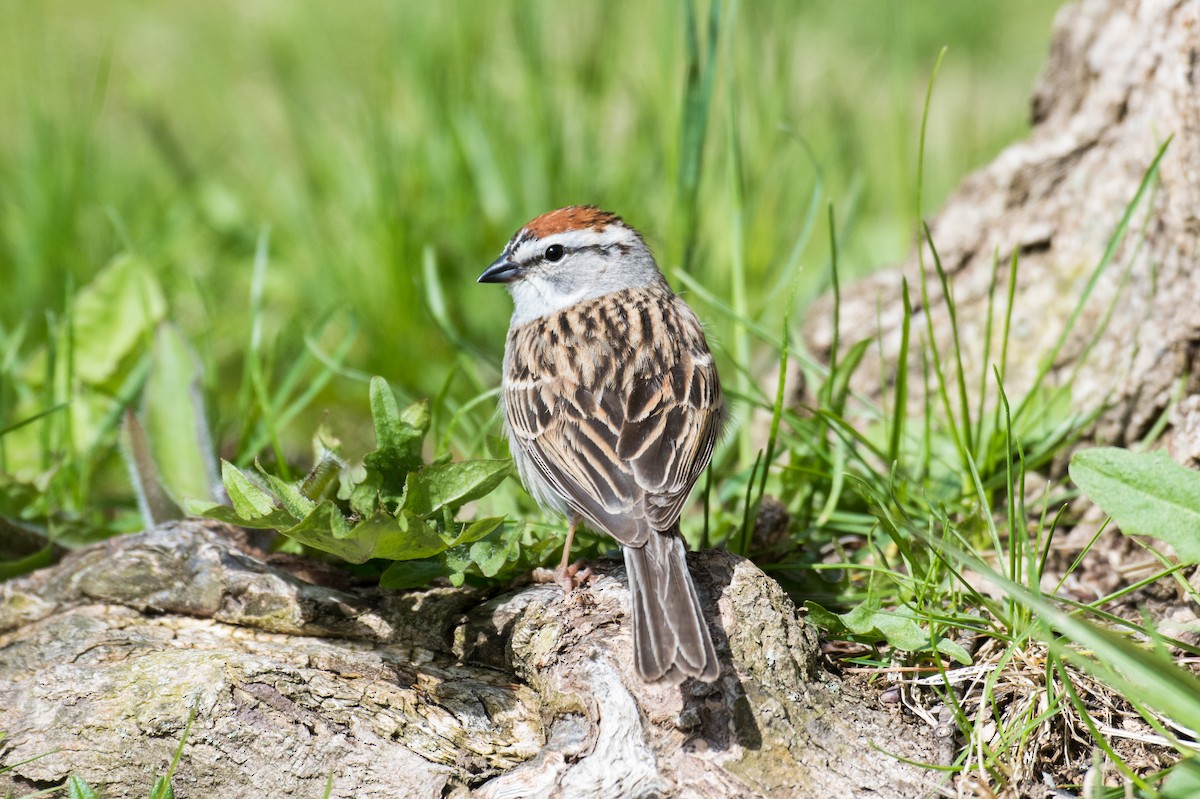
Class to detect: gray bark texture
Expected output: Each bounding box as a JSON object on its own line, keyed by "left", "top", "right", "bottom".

{"left": 804, "top": 0, "right": 1200, "bottom": 461}
{"left": 0, "top": 521, "right": 942, "bottom": 798}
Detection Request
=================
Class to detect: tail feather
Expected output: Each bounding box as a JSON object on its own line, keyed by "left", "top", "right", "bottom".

{"left": 623, "top": 529, "right": 719, "bottom": 683}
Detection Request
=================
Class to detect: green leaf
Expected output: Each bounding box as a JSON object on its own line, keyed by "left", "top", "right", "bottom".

{"left": 271, "top": 502, "right": 367, "bottom": 561}
{"left": 220, "top": 460, "right": 281, "bottom": 520}
{"left": 1163, "top": 759, "right": 1200, "bottom": 799}
{"left": 379, "top": 559, "right": 447, "bottom": 589}
{"left": 199, "top": 378, "right": 509, "bottom": 571}
{"left": 65, "top": 253, "right": 168, "bottom": 386}
{"left": 348, "top": 511, "right": 447, "bottom": 560}
{"left": 144, "top": 324, "right": 218, "bottom": 505}
{"left": 400, "top": 460, "right": 512, "bottom": 518}
{"left": 258, "top": 464, "right": 318, "bottom": 520}
{"left": 273, "top": 504, "right": 448, "bottom": 565}
{"left": 348, "top": 479, "right": 379, "bottom": 518}
{"left": 935, "top": 639, "right": 972, "bottom": 666}
{"left": 805, "top": 601, "right": 972, "bottom": 665}
{"left": 350, "top": 379, "right": 429, "bottom": 515}
{"left": 469, "top": 534, "right": 520, "bottom": 578}
{"left": 68, "top": 775, "right": 99, "bottom": 799}
{"left": 199, "top": 503, "right": 297, "bottom": 531}
{"left": 1069, "top": 447, "right": 1200, "bottom": 563}
{"left": 370, "top": 379, "right": 427, "bottom": 474}
{"left": 148, "top": 774, "right": 174, "bottom": 799}
{"left": 444, "top": 516, "right": 506, "bottom": 548}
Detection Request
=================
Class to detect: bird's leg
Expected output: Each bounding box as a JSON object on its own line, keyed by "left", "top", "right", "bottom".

{"left": 533, "top": 517, "right": 593, "bottom": 596}
{"left": 558, "top": 517, "right": 579, "bottom": 573}
{"left": 555, "top": 518, "right": 594, "bottom": 593}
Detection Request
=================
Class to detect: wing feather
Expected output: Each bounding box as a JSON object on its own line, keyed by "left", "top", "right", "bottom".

{"left": 503, "top": 285, "right": 722, "bottom": 546}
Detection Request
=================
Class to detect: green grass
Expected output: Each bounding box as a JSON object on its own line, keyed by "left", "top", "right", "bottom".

{"left": 16, "top": 2, "right": 1200, "bottom": 796}
{"left": 0, "top": 0, "right": 1056, "bottom": 464}
{"left": 0, "top": 0, "right": 1062, "bottom": 549}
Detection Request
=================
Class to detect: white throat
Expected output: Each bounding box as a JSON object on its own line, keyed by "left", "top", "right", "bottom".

{"left": 508, "top": 275, "right": 609, "bottom": 325}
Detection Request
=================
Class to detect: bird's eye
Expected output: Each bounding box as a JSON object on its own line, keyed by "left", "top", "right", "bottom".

{"left": 544, "top": 244, "right": 565, "bottom": 262}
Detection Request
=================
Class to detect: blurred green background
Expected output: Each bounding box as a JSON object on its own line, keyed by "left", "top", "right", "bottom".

{"left": 0, "top": 0, "right": 1061, "bottom": 530}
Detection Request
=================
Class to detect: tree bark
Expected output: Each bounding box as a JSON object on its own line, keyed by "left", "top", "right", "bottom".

{"left": 804, "top": 0, "right": 1200, "bottom": 460}
{"left": 0, "top": 521, "right": 940, "bottom": 798}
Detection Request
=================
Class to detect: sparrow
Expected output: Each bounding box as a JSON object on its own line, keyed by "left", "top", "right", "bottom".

{"left": 478, "top": 205, "right": 723, "bottom": 683}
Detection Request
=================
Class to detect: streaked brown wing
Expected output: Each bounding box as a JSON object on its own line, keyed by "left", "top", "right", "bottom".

{"left": 503, "top": 287, "right": 722, "bottom": 547}
{"left": 618, "top": 350, "right": 722, "bottom": 532}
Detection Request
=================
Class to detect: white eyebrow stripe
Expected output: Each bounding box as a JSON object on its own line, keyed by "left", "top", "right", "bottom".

{"left": 512, "top": 226, "right": 636, "bottom": 261}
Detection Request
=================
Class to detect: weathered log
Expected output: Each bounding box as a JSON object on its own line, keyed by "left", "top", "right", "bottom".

{"left": 804, "top": 0, "right": 1200, "bottom": 461}
{"left": 0, "top": 521, "right": 940, "bottom": 798}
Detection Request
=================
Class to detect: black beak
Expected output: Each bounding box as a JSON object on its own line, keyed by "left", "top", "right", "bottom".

{"left": 477, "top": 256, "right": 521, "bottom": 284}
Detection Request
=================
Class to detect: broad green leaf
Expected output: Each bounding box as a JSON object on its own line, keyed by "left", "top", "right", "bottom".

{"left": 64, "top": 254, "right": 167, "bottom": 386}
{"left": 120, "top": 409, "right": 184, "bottom": 527}
{"left": 442, "top": 524, "right": 545, "bottom": 586}
{"left": 351, "top": 379, "right": 429, "bottom": 514}
{"left": 805, "top": 601, "right": 972, "bottom": 665}
{"left": 443, "top": 542, "right": 476, "bottom": 585}
{"left": 369, "top": 378, "right": 427, "bottom": 474}
{"left": 1069, "top": 447, "right": 1200, "bottom": 563}
{"left": 220, "top": 460, "right": 279, "bottom": 520}
{"left": 68, "top": 775, "right": 99, "bottom": 799}
{"left": 259, "top": 466, "right": 318, "bottom": 519}
{"left": 348, "top": 479, "right": 381, "bottom": 518}
{"left": 401, "top": 460, "right": 512, "bottom": 518}
{"left": 273, "top": 502, "right": 370, "bottom": 561}
{"left": 379, "top": 559, "right": 447, "bottom": 590}
{"left": 199, "top": 378, "right": 509, "bottom": 571}
{"left": 273, "top": 504, "right": 448, "bottom": 564}
{"left": 200, "top": 503, "right": 297, "bottom": 531}
{"left": 346, "top": 511, "right": 446, "bottom": 560}
{"left": 444, "top": 516, "right": 505, "bottom": 548}
{"left": 186, "top": 498, "right": 220, "bottom": 516}
{"left": 144, "top": 324, "right": 218, "bottom": 504}
{"left": 470, "top": 534, "right": 520, "bottom": 578}
{"left": 1163, "top": 759, "right": 1200, "bottom": 799}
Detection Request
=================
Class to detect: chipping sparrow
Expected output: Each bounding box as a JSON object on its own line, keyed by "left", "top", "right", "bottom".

{"left": 478, "top": 206, "right": 723, "bottom": 683}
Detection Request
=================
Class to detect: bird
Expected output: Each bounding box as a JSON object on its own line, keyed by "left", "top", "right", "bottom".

{"left": 478, "top": 205, "right": 723, "bottom": 683}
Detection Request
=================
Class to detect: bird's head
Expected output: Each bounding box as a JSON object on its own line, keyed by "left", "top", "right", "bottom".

{"left": 478, "top": 206, "right": 662, "bottom": 324}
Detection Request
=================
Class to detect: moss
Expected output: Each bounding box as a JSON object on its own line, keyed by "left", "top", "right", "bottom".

{"left": 724, "top": 742, "right": 816, "bottom": 795}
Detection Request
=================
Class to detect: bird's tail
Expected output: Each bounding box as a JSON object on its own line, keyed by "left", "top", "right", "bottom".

{"left": 623, "top": 528, "right": 719, "bottom": 682}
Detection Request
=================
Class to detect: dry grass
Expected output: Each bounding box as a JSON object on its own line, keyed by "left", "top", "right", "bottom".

{"left": 838, "top": 610, "right": 1199, "bottom": 798}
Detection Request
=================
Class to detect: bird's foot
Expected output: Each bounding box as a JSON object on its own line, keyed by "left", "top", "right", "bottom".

{"left": 532, "top": 560, "right": 594, "bottom": 597}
